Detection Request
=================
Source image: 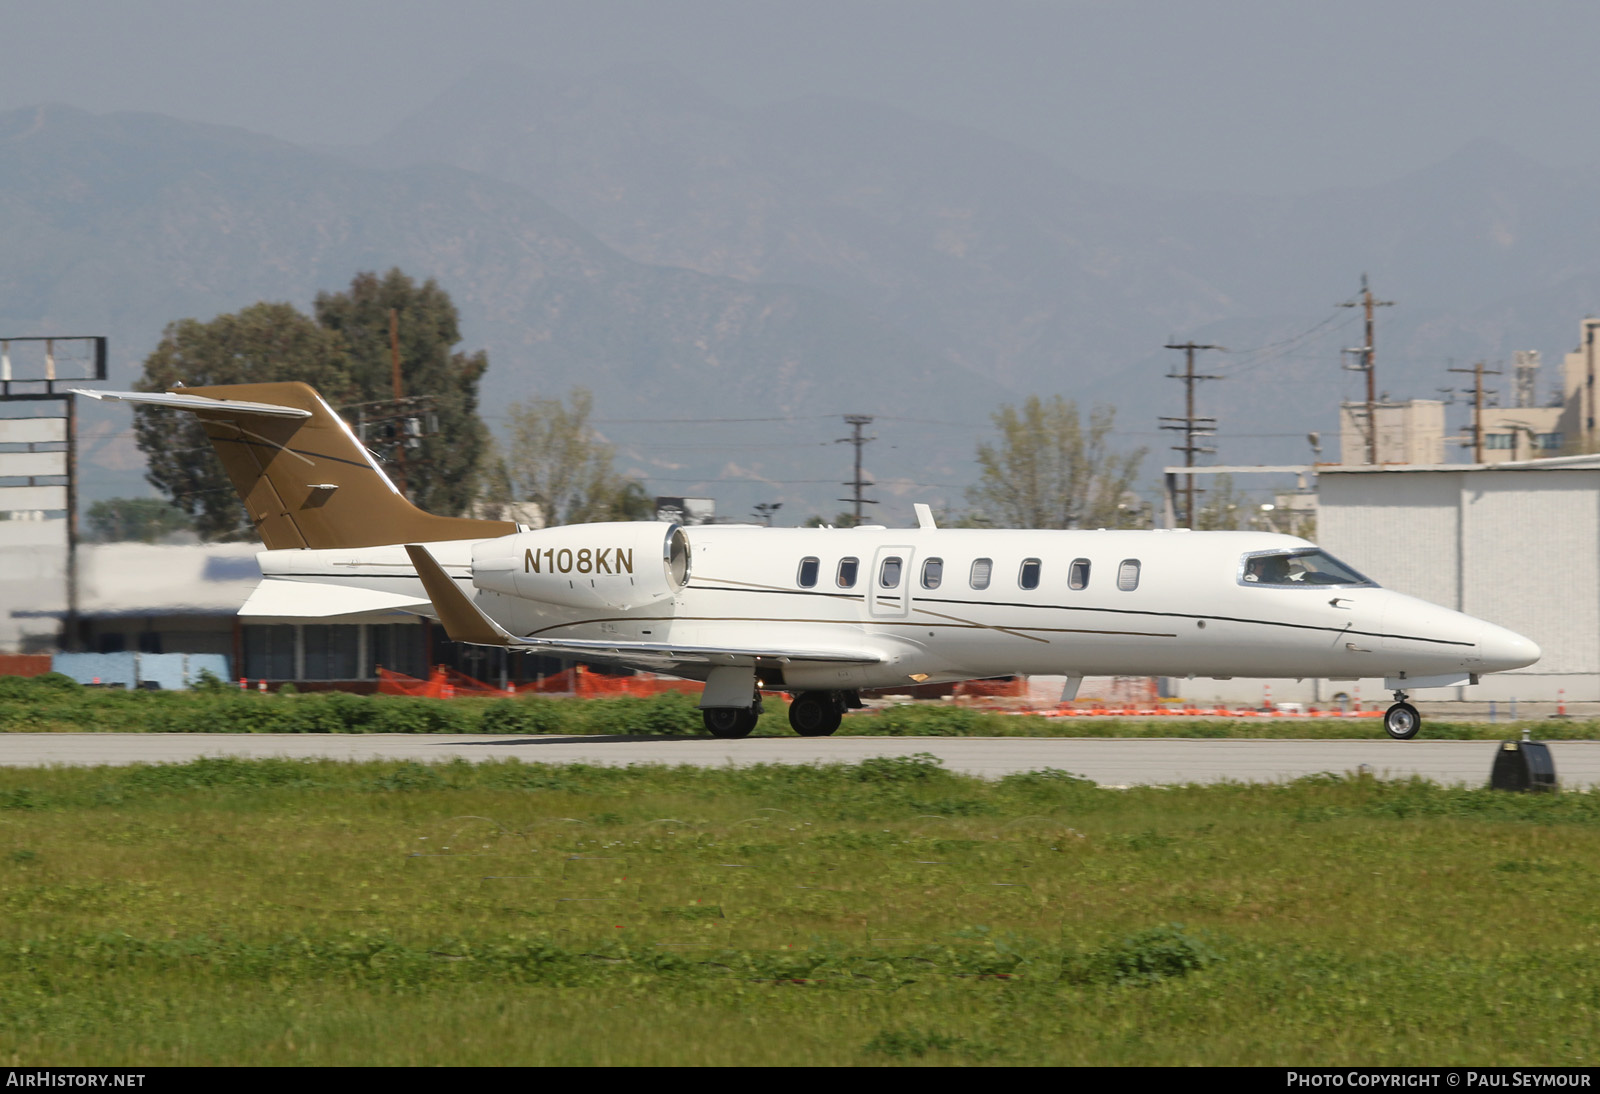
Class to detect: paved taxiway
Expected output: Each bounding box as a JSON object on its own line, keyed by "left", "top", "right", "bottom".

{"left": 1, "top": 734, "right": 1597, "bottom": 787}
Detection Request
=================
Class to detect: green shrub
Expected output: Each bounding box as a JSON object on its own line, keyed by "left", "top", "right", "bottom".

{"left": 189, "top": 669, "right": 229, "bottom": 693}
{"left": 1076, "top": 925, "right": 1221, "bottom": 986}
{"left": 870, "top": 704, "right": 988, "bottom": 736}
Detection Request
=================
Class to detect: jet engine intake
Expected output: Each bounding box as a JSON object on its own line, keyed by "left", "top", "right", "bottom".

{"left": 472, "top": 522, "right": 691, "bottom": 610}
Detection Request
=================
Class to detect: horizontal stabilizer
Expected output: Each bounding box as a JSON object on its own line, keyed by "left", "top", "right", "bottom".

{"left": 239, "top": 578, "right": 429, "bottom": 619}
{"left": 72, "top": 389, "right": 312, "bottom": 419}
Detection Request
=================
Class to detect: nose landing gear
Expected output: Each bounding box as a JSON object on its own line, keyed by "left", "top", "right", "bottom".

{"left": 1384, "top": 691, "right": 1421, "bottom": 740}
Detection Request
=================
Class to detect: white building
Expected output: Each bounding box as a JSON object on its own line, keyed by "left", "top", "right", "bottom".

{"left": 1339, "top": 399, "right": 1447, "bottom": 465}
{"left": 1317, "top": 456, "right": 1598, "bottom": 701}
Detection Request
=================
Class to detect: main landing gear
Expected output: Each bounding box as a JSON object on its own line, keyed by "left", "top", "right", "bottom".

{"left": 703, "top": 692, "right": 763, "bottom": 739}
{"left": 702, "top": 690, "right": 862, "bottom": 739}
{"left": 1384, "top": 691, "right": 1422, "bottom": 741}
{"left": 787, "top": 691, "right": 846, "bottom": 737}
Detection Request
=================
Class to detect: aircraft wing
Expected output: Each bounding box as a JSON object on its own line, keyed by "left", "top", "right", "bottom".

{"left": 239, "top": 578, "right": 430, "bottom": 620}
{"left": 404, "top": 544, "right": 883, "bottom": 668}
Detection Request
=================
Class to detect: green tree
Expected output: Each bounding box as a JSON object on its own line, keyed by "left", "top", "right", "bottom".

{"left": 504, "top": 388, "right": 648, "bottom": 524}
{"left": 1193, "top": 473, "right": 1249, "bottom": 530}
{"left": 85, "top": 497, "right": 195, "bottom": 543}
{"left": 133, "top": 271, "right": 495, "bottom": 539}
{"left": 313, "top": 269, "right": 491, "bottom": 517}
{"left": 134, "top": 302, "right": 350, "bottom": 541}
{"left": 803, "top": 511, "right": 861, "bottom": 528}
{"left": 965, "top": 396, "right": 1146, "bottom": 528}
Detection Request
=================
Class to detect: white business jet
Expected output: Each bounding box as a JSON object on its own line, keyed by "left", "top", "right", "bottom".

{"left": 79, "top": 382, "right": 1540, "bottom": 741}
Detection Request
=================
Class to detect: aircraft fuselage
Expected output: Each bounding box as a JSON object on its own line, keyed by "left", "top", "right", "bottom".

{"left": 256, "top": 525, "right": 1538, "bottom": 692}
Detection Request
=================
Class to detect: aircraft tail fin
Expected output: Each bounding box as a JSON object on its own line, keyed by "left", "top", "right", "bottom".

{"left": 78, "top": 382, "right": 516, "bottom": 551}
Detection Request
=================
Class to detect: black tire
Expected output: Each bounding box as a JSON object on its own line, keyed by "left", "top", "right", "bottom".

{"left": 1384, "top": 701, "right": 1421, "bottom": 740}
{"left": 788, "top": 692, "right": 843, "bottom": 737}
{"left": 703, "top": 707, "right": 757, "bottom": 740}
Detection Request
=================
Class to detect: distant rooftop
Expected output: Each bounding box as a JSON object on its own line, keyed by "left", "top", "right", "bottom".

{"left": 78, "top": 542, "right": 260, "bottom": 618}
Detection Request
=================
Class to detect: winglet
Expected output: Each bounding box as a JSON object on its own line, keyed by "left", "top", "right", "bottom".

{"left": 404, "top": 544, "right": 516, "bottom": 647}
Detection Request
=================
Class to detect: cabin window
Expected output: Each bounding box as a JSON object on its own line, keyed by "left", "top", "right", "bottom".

{"left": 837, "top": 557, "right": 859, "bottom": 588}
{"left": 921, "top": 558, "right": 943, "bottom": 589}
{"left": 970, "top": 558, "right": 993, "bottom": 590}
{"left": 1117, "top": 559, "right": 1141, "bottom": 591}
{"left": 1069, "top": 558, "right": 1090, "bottom": 590}
{"left": 1019, "top": 558, "right": 1041, "bottom": 590}
{"left": 797, "top": 557, "right": 819, "bottom": 588}
{"left": 879, "top": 556, "right": 903, "bottom": 588}
{"left": 1241, "top": 549, "right": 1374, "bottom": 587}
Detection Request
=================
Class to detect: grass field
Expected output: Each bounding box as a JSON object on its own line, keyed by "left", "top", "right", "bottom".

{"left": 2, "top": 755, "right": 1599, "bottom": 1065}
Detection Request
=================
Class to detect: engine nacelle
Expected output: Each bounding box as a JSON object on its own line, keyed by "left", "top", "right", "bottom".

{"left": 472, "top": 522, "right": 691, "bottom": 610}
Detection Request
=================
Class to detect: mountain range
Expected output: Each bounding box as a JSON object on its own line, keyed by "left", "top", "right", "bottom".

{"left": 5, "top": 65, "right": 1600, "bottom": 521}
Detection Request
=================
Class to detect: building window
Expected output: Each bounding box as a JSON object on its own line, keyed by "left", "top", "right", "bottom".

{"left": 243, "top": 625, "right": 296, "bottom": 681}
{"left": 1117, "top": 559, "right": 1141, "bottom": 591}
{"left": 1484, "top": 433, "right": 1515, "bottom": 450}
{"left": 879, "top": 556, "right": 903, "bottom": 588}
{"left": 303, "top": 625, "right": 359, "bottom": 680}
{"left": 797, "top": 557, "right": 819, "bottom": 588}
{"left": 1019, "top": 558, "right": 1041, "bottom": 590}
{"left": 921, "top": 557, "right": 943, "bottom": 589}
{"left": 1538, "top": 432, "right": 1564, "bottom": 450}
{"left": 368, "top": 623, "right": 426, "bottom": 679}
{"left": 970, "top": 558, "right": 992, "bottom": 590}
{"left": 837, "top": 557, "right": 859, "bottom": 588}
{"left": 1069, "top": 558, "right": 1090, "bottom": 590}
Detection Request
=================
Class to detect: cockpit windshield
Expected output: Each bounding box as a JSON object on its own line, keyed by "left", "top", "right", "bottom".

{"left": 1241, "top": 549, "right": 1375, "bottom": 587}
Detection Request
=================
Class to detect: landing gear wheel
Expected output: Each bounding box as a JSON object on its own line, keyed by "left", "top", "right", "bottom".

{"left": 1384, "top": 702, "right": 1421, "bottom": 740}
{"left": 703, "top": 707, "right": 758, "bottom": 740}
{"left": 788, "top": 692, "right": 843, "bottom": 737}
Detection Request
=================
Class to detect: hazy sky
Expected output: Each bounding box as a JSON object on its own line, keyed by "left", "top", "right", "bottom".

{"left": 5, "top": 0, "right": 1599, "bottom": 194}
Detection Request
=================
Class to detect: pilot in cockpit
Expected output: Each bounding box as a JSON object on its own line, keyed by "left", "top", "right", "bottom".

{"left": 1244, "top": 555, "right": 1294, "bottom": 584}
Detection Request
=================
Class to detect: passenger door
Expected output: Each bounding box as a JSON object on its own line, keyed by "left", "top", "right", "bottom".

{"left": 869, "top": 545, "right": 914, "bottom": 619}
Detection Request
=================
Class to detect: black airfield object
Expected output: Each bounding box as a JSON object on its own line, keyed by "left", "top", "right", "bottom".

{"left": 1489, "top": 735, "right": 1558, "bottom": 793}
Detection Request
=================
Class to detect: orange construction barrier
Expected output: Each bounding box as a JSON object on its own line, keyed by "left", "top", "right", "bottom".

{"left": 384, "top": 663, "right": 707, "bottom": 701}
{"left": 521, "top": 665, "right": 704, "bottom": 699}
{"left": 377, "top": 665, "right": 515, "bottom": 699}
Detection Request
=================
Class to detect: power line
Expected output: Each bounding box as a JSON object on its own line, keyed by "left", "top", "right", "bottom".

{"left": 1216, "top": 309, "right": 1358, "bottom": 376}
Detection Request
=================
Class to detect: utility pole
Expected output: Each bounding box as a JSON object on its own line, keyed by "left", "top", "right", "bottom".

{"left": 1338, "top": 274, "right": 1396, "bottom": 465}
{"left": 1448, "top": 362, "right": 1501, "bottom": 463}
{"left": 1159, "top": 342, "right": 1221, "bottom": 528}
{"left": 388, "top": 308, "right": 407, "bottom": 499}
{"left": 343, "top": 311, "right": 439, "bottom": 505}
{"left": 836, "top": 415, "right": 876, "bottom": 526}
